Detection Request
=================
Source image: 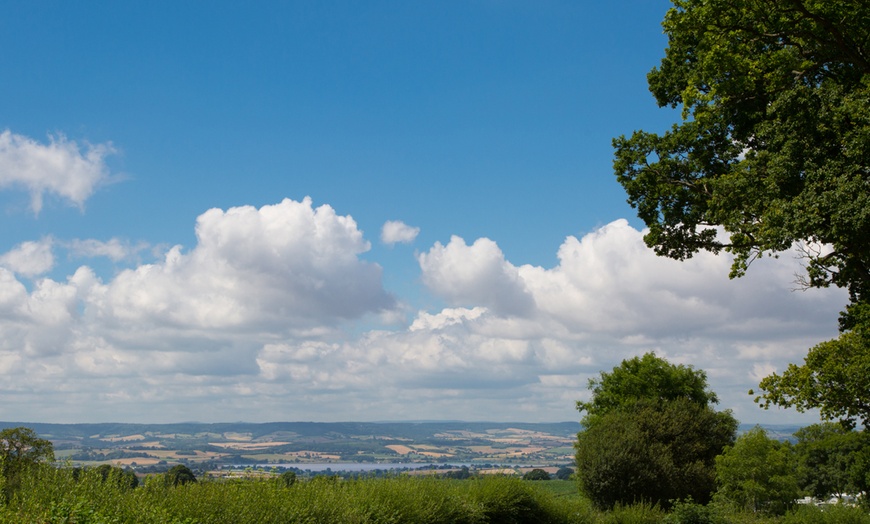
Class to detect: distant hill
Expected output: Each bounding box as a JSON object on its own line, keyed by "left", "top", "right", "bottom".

{"left": 0, "top": 420, "right": 582, "bottom": 441}
{"left": 1, "top": 421, "right": 584, "bottom": 471}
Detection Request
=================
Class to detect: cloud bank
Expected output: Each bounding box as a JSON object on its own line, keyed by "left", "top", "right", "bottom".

{"left": 0, "top": 200, "right": 847, "bottom": 424}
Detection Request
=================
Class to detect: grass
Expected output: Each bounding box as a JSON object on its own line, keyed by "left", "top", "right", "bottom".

{"left": 532, "top": 480, "right": 581, "bottom": 498}
{"left": 3, "top": 466, "right": 870, "bottom": 524}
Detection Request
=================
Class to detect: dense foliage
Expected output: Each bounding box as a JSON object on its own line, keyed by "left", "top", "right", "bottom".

{"left": 522, "top": 469, "right": 551, "bottom": 481}
{"left": 612, "top": 0, "right": 870, "bottom": 312}
{"left": 0, "top": 465, "right": 596, "bottom": 524}
{"left": 576, "top": 352, "right": 718, "bottom": 425}
{"left": 754, "top": 323, "right": 870, "bottom": 428}
{"left": 1, "top": 462, "right": 869, "bottom": 524}
{"left": 0, "top": 427, "right": 54, "bottom": 501}
{"left": 715, "top": 427, "right": 800, "bottom": 515}
{"left": 793, "top": 422, "right": 870, "bottom": 500}
{"left": 576, "top": 398, "right": 737, "bottom": 510}
{"left": 614, "top": 0, "right": 870, "bottom": 440}
{"left": 575, "top": 354, "right": 736, "bottom": 509}
{"left": 164, "top": 464, "right": 197, "bottom": 488}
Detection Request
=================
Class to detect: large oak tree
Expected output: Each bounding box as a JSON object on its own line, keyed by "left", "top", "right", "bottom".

{"left": 614, "top": 0, "right": 870, "bottom": 424}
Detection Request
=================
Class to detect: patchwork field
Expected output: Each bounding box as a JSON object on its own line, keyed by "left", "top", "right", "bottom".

{"left": 20, "top": 421, "right": 581, "bottom": 474}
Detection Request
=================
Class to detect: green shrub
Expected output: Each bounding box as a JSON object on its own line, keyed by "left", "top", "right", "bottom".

{"left": 0, "top": 467, "right": 597, "bottom": 524}
{"left": 602, "top": 502, "right": 667, "bottom": 524}
{"left": 780, "top": 504, "right": 870, "bottom": 524}
{"left": 523, "top": 469, "right": 552, "bottom": 481}
{"left": 664, "top": 499, "right": 724, "bottom": 524}
{"left": 278, "top": 470, "right": 297, "bottom": 487}
{"left": 576, "top": 399, "right": 736, "bottom": 510}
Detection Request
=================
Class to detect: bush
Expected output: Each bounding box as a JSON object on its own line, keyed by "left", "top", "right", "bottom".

{"left": 780, "top": 504, "right": 870, "bottom": 524}
{"left": 602, "top": 502, "right": 666, "bottom": 524}
{"left": 523, "top": 469, "right": 552, "bottom": 481}
{"left": 714, "top": 427, "right": 799, "bottom": 515}
{"left": 575, "top": 398, "right": 737, "bottom": 509}
{"left": 664, "top": 499, "right": 724, "bottom": 524}
{"left": 555, "top": 467, "right": 574, "bottom": 480}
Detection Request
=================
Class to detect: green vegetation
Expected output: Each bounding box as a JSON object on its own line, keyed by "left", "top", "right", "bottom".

{"left": 522, "top": 469, "right": 551, "bottom": 481}
{"left": 576, "top": 353, "right": 719, "bottom": 426}
{"left": 575, "top": 353, "right": 737, "bottom": 509}
{"left": 164, "top": 464, "right": 197, "bottom": 487}
{"left": 614, "top": 0, "right": 870, "bottom": 437}
{"left": 3, "top": 459, "right": 870, "bottom": 524}
{"left": 0, "top": 464, "right": 594, "bottom": 524}
{"left": 715, "top": 427, "right": 800, "bottom": 515}
{"left": 793, "top": 422, "right": 870, "bottom": 501}
{"left": 0, "top": 426, "right": 55, "bottom": 501}
{"left": 754, "top": 325, "right": 870, "bottom": 428}
{"left": 612, "top": 0, "right": 870, "bottom": 316}
{"left": 606, "top": 1, "right": 870, "bottom": 520}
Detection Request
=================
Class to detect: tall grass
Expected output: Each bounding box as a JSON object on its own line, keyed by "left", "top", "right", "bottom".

{"left": 2, "top": 467, "right": 868, "bottom": 524}
{"left": 0, "top": 467, "right": 587, "bottom": 524}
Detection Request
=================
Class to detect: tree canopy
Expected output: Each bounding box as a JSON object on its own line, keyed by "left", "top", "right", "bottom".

{"left": 575, "top": 398, "right": 737, "bottom": 509}
{"left": 93, "top": 464, "right": 139, "bottom": 490}
{"left": 793, "top": 422, "right": 870, "bottom": 499}
{"left": 522, "top": 469, "right": 551, "bottom": 481}
{"left": 164, "top": 464, "right": 197, "bottom": 487}
{"left": 715, "top": 427, "right": 799, "bottom": 515}
{"left": 574, "top": 354, "right": 735, "bottom": 509}
{"left": 614, "top": 0, "right": 870, "bottom": 428}
{"left": 612, "top": 0, "right": 870, "bottom": 321}
{"left": 753, "top": 327, "right": 870, "bottom": 427}
{"left": 576, "top": 352, "right": 717, "bottom": 425}
{"left": 0, "top": 427, "right": 54, "bottom": 499}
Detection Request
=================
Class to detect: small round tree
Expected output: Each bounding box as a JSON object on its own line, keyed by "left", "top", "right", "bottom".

{"left": 555, "top": 467, "right": 574, "bottom": 480}
{"left": 279, "top": 470, "right": 297, "bottom": 487}
{"left": 522, "top": 469, "right": 551, "bottom": 481}
{"left": 575, "top": 353, "right": 736, "bottom": 509}
{"left": 163, "top": 464, "right": 197, "bottom": 487}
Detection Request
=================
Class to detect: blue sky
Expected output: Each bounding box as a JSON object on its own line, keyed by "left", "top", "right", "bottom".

{"left": 0, "top": 1, "right": 846, "bottom": 424}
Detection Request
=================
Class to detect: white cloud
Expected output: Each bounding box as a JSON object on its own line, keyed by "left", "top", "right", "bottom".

{"left": 0, "top": 238, "right": 55, "bottom": 277}
{"left": 0, "top": 130, "right": 116, "bottom": 213}
{"left": 0, "top": 213, "right": 848, "bottom": 424}
{"left": 410, "top": 219, "right": 845, "bottom": 422}
{"left": 381, "top": 220, "right": 420, "bottom": 245}
{"left": 418, "top": 236, "right": 536, "bottom": 316}
{"left": 67, "top": 238, "right": 149, "bottom": 262}
{"left": 99, "top": 197, "right": 396, "bottom": 331}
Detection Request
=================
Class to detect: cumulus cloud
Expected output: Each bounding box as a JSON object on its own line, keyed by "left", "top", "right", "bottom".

{"left": 0, "top": 198, "right": 398, "bottom": 410}
{"left": 381, "top": 220, "right": 420, "bottom": 245}
{"left": 418, "top": 236, "right": 536, "bottom": 316}
{"left": 0, "top": 130, "right": 116, "bottom": 213}
{"left": 0, "top": 238, "right": 55, "bottom": 277}
{"left": 100, "top": 197, "right": 396, "bottom": 331}
{"left": 410, "top": 219, "right": 846, "bottom": 422}
{"left": 0, "top": 213, "right": 848, "bottom": 424}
